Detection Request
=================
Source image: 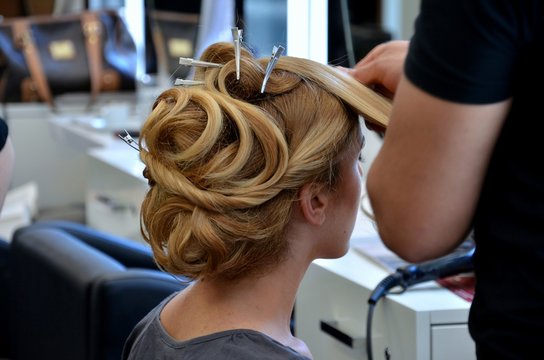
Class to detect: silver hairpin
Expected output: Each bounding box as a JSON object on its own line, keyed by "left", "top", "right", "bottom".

{"left": 118, "top": 129, "right": 140, "bottom": 151}
{"left": 231, "top": 27, "right": 243, "bottom": 80}
{"left": 261, "top": 45, "right": 285, "bottom": 93}
{"left": 179, "top": 57, "right": 224, "bottom": 68}
{"left": 174, "top": 78, "right": 205, "bottom": 86}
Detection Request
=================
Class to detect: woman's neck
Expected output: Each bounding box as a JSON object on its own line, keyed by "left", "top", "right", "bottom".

{"left": 161, "top": 252, "right": 311, "bottom": 343}
{"left": 197, "top": 256, "right": 308, "bottom": 333}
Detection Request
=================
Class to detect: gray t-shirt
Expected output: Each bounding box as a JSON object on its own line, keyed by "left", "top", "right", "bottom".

{"left": 122, "top": 293, "right": 311, "bottom": 359}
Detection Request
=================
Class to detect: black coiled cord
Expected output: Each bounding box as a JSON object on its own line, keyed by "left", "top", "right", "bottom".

{"left": 366, "top": 272, "right": 405, "bottom": 360}
{"left": 364, "top": 245, "right": 475, "bottom": 360}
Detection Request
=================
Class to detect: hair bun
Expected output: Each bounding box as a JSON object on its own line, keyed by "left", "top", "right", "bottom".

{"left": 199, "top": 41, "right": 253, "bottom": 62}
{"left": 197, "top": 42, "right": 299, "bottom": 102}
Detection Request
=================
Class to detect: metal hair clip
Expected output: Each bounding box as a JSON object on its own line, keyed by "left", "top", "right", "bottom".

{"left": 174, "top": 78, "right": 205, "bottom": 86}
{"left": 118, "top": 129, "right": 140, "bottom": 151}
{"left": 178, "top": 57, "right": 224, "bottom": 68}
{"left": 231, "top": 27, "right": 243, "bottom": 80}
{"left": 261, "top": 45, "right": 285, "bottom": 93}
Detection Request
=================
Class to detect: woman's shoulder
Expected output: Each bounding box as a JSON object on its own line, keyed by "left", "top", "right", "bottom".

{"left": 125, "top": 324, "right": 311, "bottom": 359}
{"left": 122, "top": 291, "right": 178, "bottom": 359}
{"left": 124, "top": 289, "right": 311, "bottom": 359}
{"left": 175, "top": 328, "right": 312, "bottom": 359}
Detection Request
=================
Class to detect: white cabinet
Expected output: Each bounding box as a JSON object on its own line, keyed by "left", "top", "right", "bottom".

{"left": 46, "top": 105, "right": 149, "bottom": 243}
{"left": 86, "top": 144, "right": 147, "bottom": 243}
{"left": 431, "top": 324, "right": 475, "bottom": 360}
{"left": 295, "top": 247, "right": 475, "bottom": 360}
{"left": 7, "top": 104, "right": 90, "bottom": 210}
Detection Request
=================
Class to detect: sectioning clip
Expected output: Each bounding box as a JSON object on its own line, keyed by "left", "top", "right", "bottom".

{"left": 118, "top": 129, "right": 140, "bottom": 151}
{"left": 174, "top": 78, "right": 205, "bottom": 86}
{"left": 178, "top": 57, "right": 224, "bottom": 68}
{"left": 231, "top": 27, "right": 243, "bottom": 80}
{"left": 261, "top": 45, "right": 285, "bottom": 93}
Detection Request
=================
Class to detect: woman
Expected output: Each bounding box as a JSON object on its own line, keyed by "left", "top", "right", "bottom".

{"left": 123, "top": 41, "right": 390, "bottom": 359}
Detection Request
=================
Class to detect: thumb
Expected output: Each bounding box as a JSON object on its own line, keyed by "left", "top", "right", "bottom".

{"left": 336, "top": 66, "right": 352, "bottom": 75}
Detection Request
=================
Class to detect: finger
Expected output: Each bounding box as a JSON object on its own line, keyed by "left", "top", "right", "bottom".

{"left": 336, "top": 66, "right": 352, "bottom": 74}
{"left": 350, "top": 64, "right": 378, "bottom": 85}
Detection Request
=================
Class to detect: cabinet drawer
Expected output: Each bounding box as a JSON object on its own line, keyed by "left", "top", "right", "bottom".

{"left": 296, "top": 264, "right": 367, "bottom": 360}
{"left": 296, "top": 258, "right": 473, "bottom": 360}
{"left": 431, "top": 324, "right": 475, "bottom": 360}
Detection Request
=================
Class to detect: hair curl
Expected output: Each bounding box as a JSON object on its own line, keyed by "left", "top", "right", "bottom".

{"left": 139, "top": 42, "right": 391, "bottom": 281}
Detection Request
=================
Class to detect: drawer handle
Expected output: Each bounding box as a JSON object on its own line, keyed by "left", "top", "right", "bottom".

{"left": 95, "top": 194, "right": 136, "bottom": 214}
{"left": 320, "top": 320, "right": 364, "bottom": 348}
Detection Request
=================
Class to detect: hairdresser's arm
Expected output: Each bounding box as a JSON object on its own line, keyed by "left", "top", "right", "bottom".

{"left": 0, "top": 136, "right": 15, "bottom": 210}
{"left": 366, "top": 75, "right": 510, "bottom": 263}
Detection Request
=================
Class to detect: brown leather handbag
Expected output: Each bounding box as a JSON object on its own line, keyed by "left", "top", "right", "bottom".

{"left": 149, "top": 10, "right": 199, "bottom": 82}
{"left": 0, "top": 10, "right": 137, "bottom": 108}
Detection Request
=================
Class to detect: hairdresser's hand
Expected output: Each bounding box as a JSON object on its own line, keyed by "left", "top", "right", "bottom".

{"left": 345, "top": 40, "right": 409, "bottom": 99}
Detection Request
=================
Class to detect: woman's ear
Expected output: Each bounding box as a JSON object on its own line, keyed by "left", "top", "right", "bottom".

{"left": 299, "top": 183, "right": 329, "bottom": 226}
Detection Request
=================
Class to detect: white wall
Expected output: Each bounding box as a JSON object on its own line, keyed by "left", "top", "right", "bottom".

{"left": 381, "top": 0, "right": 421, "bottom": 40}
{"left": 5, "top": 104, "right": 88, "bottom": 213}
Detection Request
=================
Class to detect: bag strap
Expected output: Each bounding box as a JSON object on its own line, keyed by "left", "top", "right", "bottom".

{"left": 150, "top": 19, "right": 168, "bottom": 82}
{"left": 11, "top": 19, "right": 55, "bottom": 109}
{"left": 81, "top": 11, "right": 102, "bottom": 106}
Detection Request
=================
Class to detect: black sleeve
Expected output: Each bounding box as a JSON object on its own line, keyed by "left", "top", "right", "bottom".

{"left": 405, "top": 0, "right": 535, "bottom": 104}
{"left": 0, "top": 117, "right": 8, "bottom": 151}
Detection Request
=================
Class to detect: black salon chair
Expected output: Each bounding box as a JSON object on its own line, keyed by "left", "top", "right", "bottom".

{"left": 9, "top": 220, "right": 187, "bottom": 360}
{"left": 0, "top": 237, "right": 12, "bottom": 358}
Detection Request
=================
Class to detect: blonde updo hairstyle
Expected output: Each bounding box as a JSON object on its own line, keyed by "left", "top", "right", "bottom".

{"left": 139, "top": 42, "right": 390, "bottom": 281}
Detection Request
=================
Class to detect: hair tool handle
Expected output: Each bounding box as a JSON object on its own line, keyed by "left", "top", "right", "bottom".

{"left": 368, "top": 247, "right": 475, "bottom": 304}
{"left": 397, "top": 247, "right": 475, "bottom": 287}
